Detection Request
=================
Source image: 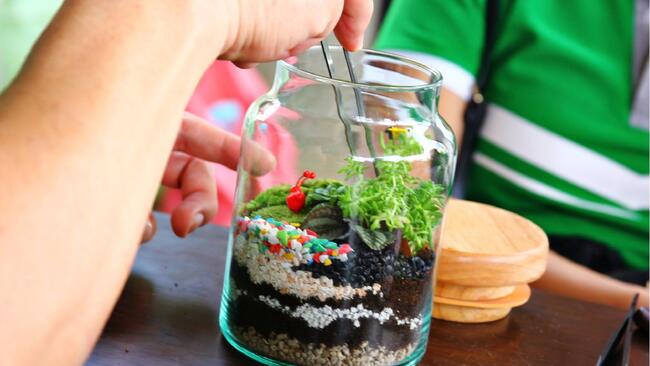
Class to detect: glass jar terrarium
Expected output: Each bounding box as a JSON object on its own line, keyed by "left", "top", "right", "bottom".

{"left": 219, "top": 45, "right": 456, "bottom": 366}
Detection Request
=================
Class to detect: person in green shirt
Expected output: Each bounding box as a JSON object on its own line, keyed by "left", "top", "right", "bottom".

{"left": 376, "top": 0, "right": 649, "bottom": 309}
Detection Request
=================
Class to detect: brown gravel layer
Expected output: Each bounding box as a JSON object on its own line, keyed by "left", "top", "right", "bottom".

{"left": 233, "top": 326, "right": 417, "bottom": 366}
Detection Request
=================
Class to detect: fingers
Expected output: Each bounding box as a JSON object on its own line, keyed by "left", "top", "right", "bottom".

{"left": 233, "top": 61, "right": 259, "bottom": 69}
{"left": 140, "top": 212, "right": 157, "bottom": 244}
{"left": 163, "top": 113, "right": 277, "bottom": 238}
{"left": 176, "top": 113, "right": 276, "bottom": 176}
{"left": 245, "top": 176, "right": 266, "bottom": 203}
{"left": 175, "top": 113, "right": 240, "bottom": 170}
{"left": 334, "top": 0, "right": 374, "bottom": 51}
{"left": 163, "top": 153, "right": 218, "bottom": 237}
{"left": 220, "top": 0, "right": 372, "bottom": 63}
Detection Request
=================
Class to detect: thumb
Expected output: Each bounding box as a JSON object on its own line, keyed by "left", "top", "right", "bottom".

{"left": 334, "top": 0, "right": 374, "bottom": 51}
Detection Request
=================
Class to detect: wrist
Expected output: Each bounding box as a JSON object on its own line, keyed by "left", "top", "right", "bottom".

{"left": 212, "top": 0, "right": 242, "bottom": 59}
{"left": 185, "top": 0, "right": 232, "bottom": 59}
{"left": 53, "top": 1, "right": 228, "bottom": 63}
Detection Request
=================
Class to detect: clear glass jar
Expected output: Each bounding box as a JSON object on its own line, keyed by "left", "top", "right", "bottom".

{"left": 219, "top": 46, "right": 456, "bottom": 366}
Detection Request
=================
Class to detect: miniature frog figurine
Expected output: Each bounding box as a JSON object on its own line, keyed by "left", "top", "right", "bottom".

{"left": 286, "top": 170, "right": 316, "bottom": 212}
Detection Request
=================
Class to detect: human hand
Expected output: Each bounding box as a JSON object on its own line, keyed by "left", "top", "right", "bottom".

{"left": 217, "top": 0, "right": 373, "bottom": 65}
{"left": 141, "top": 112, "right": 275, "bottom": 242}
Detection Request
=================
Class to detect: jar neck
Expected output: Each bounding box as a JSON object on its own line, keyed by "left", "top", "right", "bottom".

{"left": 271, "top": 59, "right": 441, "bottom": 123}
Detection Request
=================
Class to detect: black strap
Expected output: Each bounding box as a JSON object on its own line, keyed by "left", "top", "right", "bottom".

{"left": 452, "top": 0, "right": 500, "bottom": 197}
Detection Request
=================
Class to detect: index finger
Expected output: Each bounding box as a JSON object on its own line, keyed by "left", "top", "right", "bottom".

{"left": 175, "top": 112, "right": 276, "bottom": 176}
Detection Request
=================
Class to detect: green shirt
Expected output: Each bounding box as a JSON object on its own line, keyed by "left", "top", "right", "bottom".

{"left": 376, "top": 0, "right": 649, "bottom": 268}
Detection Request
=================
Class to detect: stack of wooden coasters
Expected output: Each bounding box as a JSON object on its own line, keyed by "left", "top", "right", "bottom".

{"left": 432, "top": 199, "right": 549, "bottom": 323}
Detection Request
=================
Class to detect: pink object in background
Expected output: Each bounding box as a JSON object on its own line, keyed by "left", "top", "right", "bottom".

{"left": 159, "top": 61, "right": 297, "bottom": 226}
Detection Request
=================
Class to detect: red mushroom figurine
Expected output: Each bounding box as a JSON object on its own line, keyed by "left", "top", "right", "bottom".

{"left": 286, "top": 170, "right": 316, "bottom": 213}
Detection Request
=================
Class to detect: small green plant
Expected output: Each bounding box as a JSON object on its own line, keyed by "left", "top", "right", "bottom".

{"left": 243, "top": 131, "right": 445, "bottom": 254}
{"left": 336, "top": 132, "right": 445, "bottom": 253}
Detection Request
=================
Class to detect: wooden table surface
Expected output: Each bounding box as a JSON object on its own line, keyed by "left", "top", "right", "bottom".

{"left": 88, "top": 213, "right": 648, "bottom": 365}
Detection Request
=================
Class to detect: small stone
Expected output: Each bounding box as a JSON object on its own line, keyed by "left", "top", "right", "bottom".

{"left": 277, "top": 230, "right": 288, "bottom": 246}
{"left": 312, "top": 244, "right": 326, "bottom": 253}
{"left": 290, "top": 240, "right": 302, "bottom": 250}
{"left": 338, "top": 244, "right": 352, "bottom": 254}
{"left": 319, "top": 254, "right": 329, "bottom": 263}
{"left": 267, "top": 235, "right": 280, "bottom": 245}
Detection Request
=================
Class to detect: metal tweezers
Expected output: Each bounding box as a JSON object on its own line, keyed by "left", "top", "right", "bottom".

{"left": 320, "top": 40, "right": 378, "bottom": 174}
{"left": 596, "top": 294, "right": 638, "bottom": 366}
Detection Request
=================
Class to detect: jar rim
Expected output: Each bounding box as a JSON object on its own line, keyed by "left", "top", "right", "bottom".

{"left": 277, "top": 47, "right": 443, "bottom": 92}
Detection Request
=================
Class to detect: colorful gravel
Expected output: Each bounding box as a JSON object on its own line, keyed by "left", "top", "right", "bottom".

{"left": 238, "top": 216, "right": 353, "bottom": 266}
{"left": 233, "top": 234, "right": 381, "bottom": 301}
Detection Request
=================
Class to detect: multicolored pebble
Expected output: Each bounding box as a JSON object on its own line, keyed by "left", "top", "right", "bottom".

{"left": 277, "top": 231, "right": 288, "bottom": 246}
{"left": 238, "top": 216, "right": 353, "bottom": 266}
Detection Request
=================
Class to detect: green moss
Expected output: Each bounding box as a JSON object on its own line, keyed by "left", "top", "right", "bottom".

{"left": 302, "top": 178, "right": 344, "bottom": 190}
{"left": 244, "top": 185, "right": 291, "bottom": 213}
{"left": 244, "top": 179, "right": 345, "bottom": 214}
{"left": 249, "top": 205, "right": 307, "bottom": 223}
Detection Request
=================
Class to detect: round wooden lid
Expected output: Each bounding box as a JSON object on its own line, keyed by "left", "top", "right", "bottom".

{"left": 431, "top": 285, "right": 531, "bottom": 323}
{"left": 436, "top": 199, "right": 549, "bottom": 287}
{"left": 432, "top": 303, "right": 511, "bottom": 323}
{"left": 434, "top": 284, "right": 531, "bottom": 309}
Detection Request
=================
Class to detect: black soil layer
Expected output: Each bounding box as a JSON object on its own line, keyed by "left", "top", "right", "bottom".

{"left": 294, "top": 232, "right": 436, "bottom": 287}
{"left": 228, "top": 254, "right": 434, "bottom": 350}
{"left": 228, "top": 292, "right": 418, "bottom": 350}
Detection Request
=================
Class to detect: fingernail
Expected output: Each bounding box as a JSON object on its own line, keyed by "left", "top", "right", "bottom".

{"left": 141, "top": 220, "right": 153, "bottom": 243}
{"left": 190, "top": 213, "right": 205, "bottom": 233}
{"left": 357, "top": 35, "right": 365, "bottom": 50}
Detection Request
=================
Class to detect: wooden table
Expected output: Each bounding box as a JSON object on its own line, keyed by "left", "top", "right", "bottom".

{"left": 88, "top": 213, "right": 648, "bottom": 365}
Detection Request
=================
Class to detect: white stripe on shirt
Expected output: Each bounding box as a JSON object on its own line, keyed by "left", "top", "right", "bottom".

{"left": 383, "top": 50, "right": 475, "bottom": 101}
{"left": 481, "top": 104, "right": 649, "bottom": 210}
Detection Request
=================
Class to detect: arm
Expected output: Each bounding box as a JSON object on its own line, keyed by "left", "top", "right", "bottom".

{"left": 438, "top": 88, "right": 465, "bottom": 146}
{"left": 0, "top": 1, "right": 371, "bottom": 364}
{"left": 533, "top": 251, "right": 649, "bottom": 310}
{"left": 0, "top": 3, "right": 217, "bottom": 364}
